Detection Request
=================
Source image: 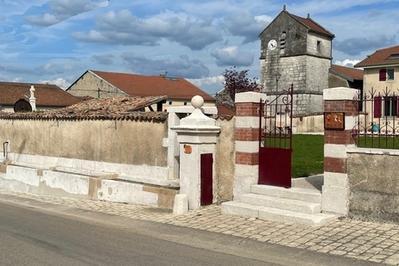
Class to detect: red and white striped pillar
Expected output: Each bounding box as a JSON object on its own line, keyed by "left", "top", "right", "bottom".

{"left": 322, "top": 87, "right": 358, "bottom": 215}
{"left": 233, "top": 92, "right": 266, "bottom": 198}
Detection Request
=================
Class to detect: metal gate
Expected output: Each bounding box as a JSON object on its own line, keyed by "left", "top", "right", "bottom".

{"left": 258, "top": 84, "right": 293, "bottom": 188}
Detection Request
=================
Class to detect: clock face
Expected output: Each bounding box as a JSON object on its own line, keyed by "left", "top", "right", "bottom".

{"left": 268, "top": 39, "right": 277, "bottom": 50}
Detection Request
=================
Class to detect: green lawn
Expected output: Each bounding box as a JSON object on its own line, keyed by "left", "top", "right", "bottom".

{"left": 356, "top": 136, "right": 399, "bottom": 149}
{"left": 292, "top": 134, "right": 324, "bottom": 178}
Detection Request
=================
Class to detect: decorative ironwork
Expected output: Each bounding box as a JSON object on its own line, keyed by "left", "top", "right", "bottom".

{"left": 258, "top": 84, "right": 293, "bottom": 188}
{"left": 259, "top": 84, "right": 294, "bottom": 150}
{"left": 353, "top": 87, "right": 399, "bottom": 149}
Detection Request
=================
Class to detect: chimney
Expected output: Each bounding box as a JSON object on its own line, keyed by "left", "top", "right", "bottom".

{"left": 29, "top": 85, "right": 37, "bottom": 111}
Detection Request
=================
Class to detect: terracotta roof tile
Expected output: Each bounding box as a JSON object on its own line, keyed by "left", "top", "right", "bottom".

{"left": 0, "top": 82, "right": 81, "bottom": 107}
{"left": 355, "top": 45, "right": 399, "bottom": 68}
{"left": 0, "top": 96, "right": 168, "bottom": 122}
{"left": 91, "top": 70, "right": 215, "bottom": 102}
{"left": 330, "top": 64, "right": 364, "bottom": 81}
{"left": 289, "top": 13, "right": 334, "bottom": 38}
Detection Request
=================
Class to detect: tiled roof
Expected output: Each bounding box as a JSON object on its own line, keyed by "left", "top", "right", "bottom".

{"left": 289, "top": 13, "right": 334, "bottom": 38}
{"left": 330, "top": 64, "right": 364, "bottom": 81}
{"left": 0, "top": 82, "right": 81, "bottom": 107}
{"left": 0, "top": 96, "right": 168, "bottom": 122}
{"left": 90, "top": 70, "right": 215, "bottom": 102}
{"left": 355, "top": 45, "right": 399, "bottom": 68}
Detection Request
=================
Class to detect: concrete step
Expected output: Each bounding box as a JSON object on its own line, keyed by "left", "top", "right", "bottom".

{"left": 251, "top": 184, "right": 321, "bottom": 204}
{"left": 240, "top": 193, "right": 321, "bottom": 214}
{"left": 221, "top": 201, "right": 336, "bottom": 226}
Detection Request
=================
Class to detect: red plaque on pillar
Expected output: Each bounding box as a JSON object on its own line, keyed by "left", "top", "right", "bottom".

{"left": 324, "top": 112, "right": 345, "bottom": 130}
{"left": 184, "top": 144, "right": 192, "bottom": 154}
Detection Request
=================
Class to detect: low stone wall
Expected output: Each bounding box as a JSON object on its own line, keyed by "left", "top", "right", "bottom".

{"left": 0, "top": 118, "right": 167, "bottom": 167}
{"left": 292, "top": 114, "right": 324, "bottom": 133}
{"left": 215, "top": 117, "right": 235, "bottom": 202}
{"left": 347, "top": 147, "right": 399, "bottom": 222}
{"left": 0, "top": 163, "right": 177, "bottom": 209}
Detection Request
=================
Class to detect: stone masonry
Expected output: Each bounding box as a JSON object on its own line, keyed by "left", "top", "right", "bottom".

{"left": 233, "top": 92, "right": 266, "bottom": 198}
{"left": 322, "top": 87, "right": 358, "bottom": 215}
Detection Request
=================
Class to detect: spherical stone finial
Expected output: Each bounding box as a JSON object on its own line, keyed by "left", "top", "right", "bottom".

{"left": 191, "top": 95, "right": 204, "bottom": 109}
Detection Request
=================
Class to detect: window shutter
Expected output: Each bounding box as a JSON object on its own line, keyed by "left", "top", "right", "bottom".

{"left": 374, "top": 96, "right": 382, "bottom": 118}
{"left": 379, "top": 69, "right": 387, "bottom": 81}
{"left": 396, "top": 97, "right": 399, "bottom": 117}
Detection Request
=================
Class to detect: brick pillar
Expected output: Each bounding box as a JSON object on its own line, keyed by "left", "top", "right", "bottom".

{"left": 322, "top": 87, "right": 358, "bottom": 215}
{"left": 233, "top": 92, "right": 266, "bottom": 199}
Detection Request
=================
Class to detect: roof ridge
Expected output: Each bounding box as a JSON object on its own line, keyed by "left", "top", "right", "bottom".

{"left": 91, "top": 69, "right": 184, "bottom": 80}
{"left": 376, "top": 44, "right": 399, "bottom": 52}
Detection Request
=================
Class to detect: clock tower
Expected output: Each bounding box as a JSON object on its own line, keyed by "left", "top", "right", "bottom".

{"left": 259, "top": 8, "right": 334, "bottom": 115}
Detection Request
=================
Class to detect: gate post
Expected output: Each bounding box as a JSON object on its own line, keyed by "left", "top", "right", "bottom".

{"left": 233, "top": 92, "right": 266, "bottom": 199}
{"left": 322, "top": 87, "right": 358, "bottom": 215}
{"left": 172, "top": 96, "right": 220, "bottom": 210}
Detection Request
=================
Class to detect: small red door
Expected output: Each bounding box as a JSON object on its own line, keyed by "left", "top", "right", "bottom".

{"left": 200, "top": 153, "right": 213, "bottom": 206}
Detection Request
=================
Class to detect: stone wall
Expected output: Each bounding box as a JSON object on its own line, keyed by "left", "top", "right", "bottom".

{"left": 68, "top": 71, "right": 127, "bottom": 98}
{"left": 306, "top": 56, "right": 330, "bottom": 93}
{"left": 347, "top": 148, "right": 399, "bottom": 222}
{"left": 306, "top": 32, "right": 332, "bottom": 58}
{"left": 215, "top": 117, "right": 235, "bottom": 202}
{"left": 0, "top": 118, "right": 167, "bottom": 167}
{"left": 292, "top": 114, "right": 324, "bottom": 133}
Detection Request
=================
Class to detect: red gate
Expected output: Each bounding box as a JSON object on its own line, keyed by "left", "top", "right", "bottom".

{"left": 258, "top": 85, "right": 293, "bottom": 188}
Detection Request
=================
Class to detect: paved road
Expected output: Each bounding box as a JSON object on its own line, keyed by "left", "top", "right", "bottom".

{"left": 0, "top": 196, "right": 377, "bottom": 266}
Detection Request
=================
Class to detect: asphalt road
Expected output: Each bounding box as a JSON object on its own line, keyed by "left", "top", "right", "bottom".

{"left": 0, "top": 195, "right": 378, "bottom": 266}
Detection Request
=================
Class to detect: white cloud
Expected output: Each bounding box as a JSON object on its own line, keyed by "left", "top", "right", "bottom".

{"left": 189, "top": 75, "right": 225, "bottom": 87}
{"left": 26, "top": 0, "right": 109, "bottom": 26}
{"left": 224, "top": 12, "right": 271, "bottom": 43}
{"left": 334, "top": 59, "right": 361, "bottom": 67}
{"left": 39, "top": 78, "right": 70, "bottom": 89}
{"left": 74, "top": 10, "right": 222, "bottom": 50}
{"left": 212, "top": 46, "right": 254, "bottom": 67}
{"left": 122, "top": 54, "right": 210, "bottom": 79}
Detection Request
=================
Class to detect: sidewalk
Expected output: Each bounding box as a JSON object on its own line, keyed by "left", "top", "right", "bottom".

{"left": 1, "top": 189, "right": 398, "bottom": 265}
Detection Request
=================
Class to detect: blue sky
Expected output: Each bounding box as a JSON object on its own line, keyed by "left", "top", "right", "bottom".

{"left": 1, "top": 0, "right": 398, "bottom": 94}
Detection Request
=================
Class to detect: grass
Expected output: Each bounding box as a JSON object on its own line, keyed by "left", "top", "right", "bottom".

{"left": 356, "top": 135, "right": 399, "bottom": 149}
{"left": 292, "top": 134, "right": 324, "bottom": 178}
{"left": 263, "top": 134, "right": 324, "bottom": 178}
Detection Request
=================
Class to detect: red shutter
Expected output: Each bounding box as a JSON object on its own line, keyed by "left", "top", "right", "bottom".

{"left": 374, "top": 96, "right": 382, "bottom": 118}
{"left": 379, "top": 69, "right": 387, "bottom": 81}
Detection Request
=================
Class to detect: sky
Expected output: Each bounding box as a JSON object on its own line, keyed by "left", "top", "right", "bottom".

{"left": 0, "top": 0, "right": 399, "bottom": 95}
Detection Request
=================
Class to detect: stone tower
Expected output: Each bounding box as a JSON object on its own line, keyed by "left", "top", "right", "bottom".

{"left": 260, "top": 8, "right": 334, "bottom": 115}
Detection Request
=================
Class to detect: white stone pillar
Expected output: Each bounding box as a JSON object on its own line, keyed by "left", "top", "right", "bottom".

{"left": 172, "top": 96, "right": 220, "bottom": 210}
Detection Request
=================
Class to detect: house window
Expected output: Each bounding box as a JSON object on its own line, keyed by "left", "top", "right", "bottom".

{"left": 379, "top": 69, "right": 387, "bottom": 81}
{"left": 184, "top": 102, "right": 187, "bottom": 106}
{"left": 317, "top": 40, "right": 321, "bottom": 52}
{"left": 169, "top": 101, "right": 172, "bottom": 105}
{"left": 387, "top": 69, "right": 395, "bottom": 80}
{"left": 384, "top": 97, "right": 397, "bottom": 117}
